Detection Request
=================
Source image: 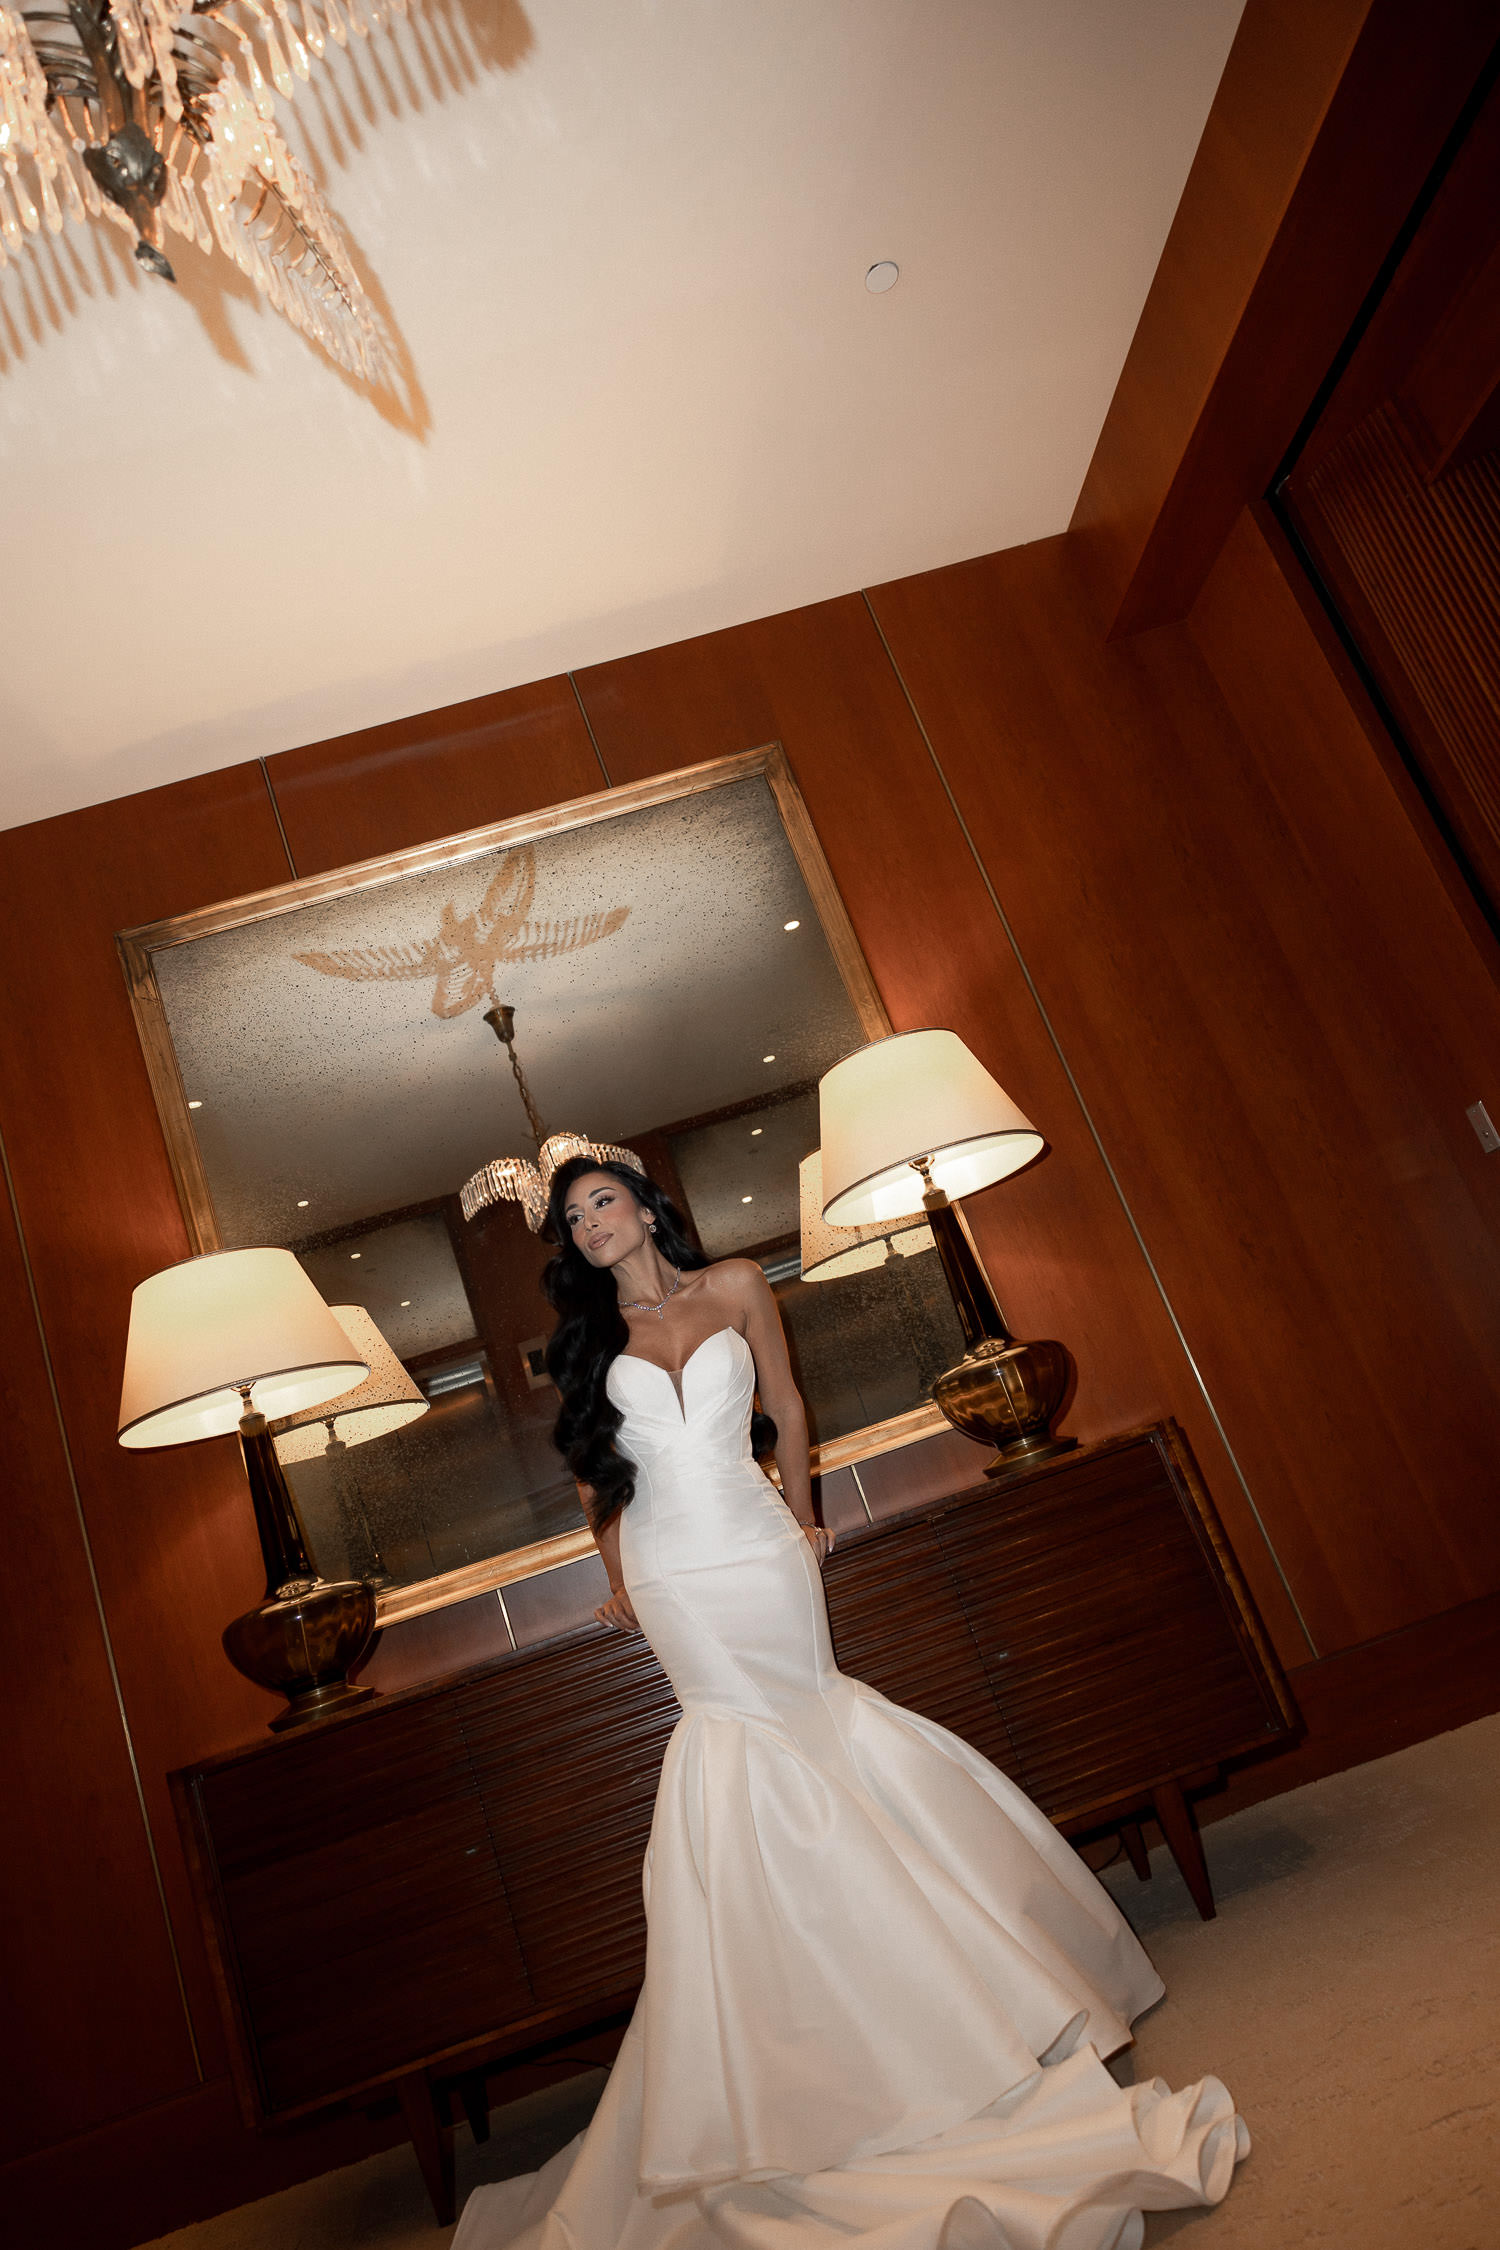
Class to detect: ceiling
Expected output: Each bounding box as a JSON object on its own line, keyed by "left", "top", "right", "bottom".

{"left": 0, "top": 0, "right": 1243, "bottom": 832}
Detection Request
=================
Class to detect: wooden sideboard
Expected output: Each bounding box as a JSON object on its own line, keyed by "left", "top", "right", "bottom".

{"left": 172, "top": 1421, "right": 1298, "bottom": 2221}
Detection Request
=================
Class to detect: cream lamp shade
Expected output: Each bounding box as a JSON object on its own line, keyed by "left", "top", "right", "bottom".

{"left": 819, "top": 1029, "right": 1043, "bottom": 1226}
{"left": 272, "top": 1306, "right": 428, "bottom": 1463}
{"left": 117, "top": 1248, "right": 368, "bottom": 1449}
{"left": 798, "top": 1150, "right": 935, "bottom": 1282}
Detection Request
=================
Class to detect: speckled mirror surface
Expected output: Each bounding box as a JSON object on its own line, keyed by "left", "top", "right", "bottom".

{"left": 122, "top": 750, "right": 963, "bottom": 1620}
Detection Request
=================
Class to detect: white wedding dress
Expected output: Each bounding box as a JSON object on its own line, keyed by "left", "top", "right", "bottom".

{"left": 452, "top": 1328, "right": 1247, "bottom": 2250}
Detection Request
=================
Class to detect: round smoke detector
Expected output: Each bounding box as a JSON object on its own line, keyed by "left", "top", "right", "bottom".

{"left": 865, "top": 261, "right": 899, "bottom": 294}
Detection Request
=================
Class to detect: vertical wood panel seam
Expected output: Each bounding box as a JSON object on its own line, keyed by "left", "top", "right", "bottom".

{"left": 0, "top": 1118, "right": 205, "bottom": 2076}
{"left": 568, "top": 675, "right": 612, "bottom": 788}
{"left": 258, "top": 758, "right": 298, "bottom": 880}
{"left": 858, "top": 589, "right": 1317, "bottom": 1661}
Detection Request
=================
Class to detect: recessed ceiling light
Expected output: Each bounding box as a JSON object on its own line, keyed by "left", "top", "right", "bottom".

{"left": 741, "top": 1195, "right": 753, "bottom": 1204}
{"left": 296, "top": 1198, "right": 309, "bottom": 1208}
{"left": 400, "top": 1299, "right": 411, "bottom": 1307}
{"left": 350, "top": 1252, "right": 361, "bottom": 1259}
{"left": 865, "top": 261, "right": 899, "bottom": 294}
{"left": 750, "top": 1128, "right": 763, "bottom": 1137}
{"left": 187, "top": 1099, "right": 203, "bottom": 1110}
{"left": 783, "top": 919, "right": 800, "bottom": 932}
{"left": 763, "top": 1053, "right": 775, "bottom": 1063}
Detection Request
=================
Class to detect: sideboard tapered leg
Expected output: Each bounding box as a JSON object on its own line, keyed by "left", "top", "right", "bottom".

{"left": 398, "top": 2071, "right": 456, "bottom": 2226}
{"left": 1151, "top": 1780, "right": 1215, "bottom": 1919}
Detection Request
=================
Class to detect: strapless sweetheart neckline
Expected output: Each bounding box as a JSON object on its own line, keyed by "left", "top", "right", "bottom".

{"left": 616, "top": 1326, "right": 746, "bottom": 1413}
{"left": 615, "top": 1323, "right": 741, "bottom": 1385}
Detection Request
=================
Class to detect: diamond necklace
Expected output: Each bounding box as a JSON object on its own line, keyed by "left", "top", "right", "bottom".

{"left": 623, "top": 1265, "right": 681, "bottom": 1319}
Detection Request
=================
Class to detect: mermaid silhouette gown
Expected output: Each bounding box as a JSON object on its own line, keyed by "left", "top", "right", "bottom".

{"left": 452, "top": 1328, "right": 1247, "bottom": 2250}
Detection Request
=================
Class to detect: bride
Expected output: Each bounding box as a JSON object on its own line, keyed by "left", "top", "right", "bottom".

{"left": 452, "top": 1157, "right": 1247, "bottom": 2250}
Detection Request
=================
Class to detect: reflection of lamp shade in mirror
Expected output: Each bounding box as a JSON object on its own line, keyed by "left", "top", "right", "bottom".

{"left": 118, "top": 1248, "right": 368, "bottom": 1448}
{"left": 271, "top": 1305, "right": 428, "bottom": 1463}
{"left": 798, "top": 1151, "right": 934, "bottom": 1282}
{"left": 819, "top": 1030, "right": 1042, "bottom": 1226}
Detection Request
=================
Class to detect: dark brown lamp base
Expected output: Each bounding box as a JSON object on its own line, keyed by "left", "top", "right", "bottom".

{"left": 222, "top": 1581, "right": 379, "bottom": 1732}
{"left": 922, "top": 1185, "right": 1077, "bottom": 1480}
{"left": 227, "top": 1407, "right": 379, "bottom": 1733}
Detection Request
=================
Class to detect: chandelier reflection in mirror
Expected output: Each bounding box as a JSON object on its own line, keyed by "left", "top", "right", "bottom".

{"left": 0, "top": 0, "right": 414, "bottom": 377}
{"left": 461, "top": 1003, "right": 645, "bottom": 1234}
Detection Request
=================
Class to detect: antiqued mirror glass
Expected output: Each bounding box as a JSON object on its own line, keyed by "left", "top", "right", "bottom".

{"left": 120, "top": 748, "right": 964, "bottom": 1621}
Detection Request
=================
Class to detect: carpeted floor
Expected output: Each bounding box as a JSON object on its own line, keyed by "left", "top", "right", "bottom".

{"left": 140, "top": 1713, "right": 1500, "bottom": 2250}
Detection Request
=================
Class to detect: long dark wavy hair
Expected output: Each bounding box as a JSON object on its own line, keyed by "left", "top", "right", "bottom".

{"left": 542, "top": 1155, "right": 775, "bottom": 1528}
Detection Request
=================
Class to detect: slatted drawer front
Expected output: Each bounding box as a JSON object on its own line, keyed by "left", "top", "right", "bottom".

{"left": 935, "top": 1440, "right": 1281, "bottom": 1819}
{"left": 824, "top": 1519, "right": 1022, "bottom": 1776}
{"left": 195, "top": 1702, "right": 531, "bottom": 2113}
{"left": 455, "top": 1631, "right": 681, "bottom": 2006}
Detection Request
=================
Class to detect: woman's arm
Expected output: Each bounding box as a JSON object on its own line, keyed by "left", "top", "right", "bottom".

{"left": 582, "top": 1484, "right": 640, "bottom": 1631}
{"left": 733, "top": 1262, "right": 834, "bottom": 1565}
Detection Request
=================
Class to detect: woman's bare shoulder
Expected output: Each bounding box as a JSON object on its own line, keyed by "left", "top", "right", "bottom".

{"left": 703, "top": 1257, "right": 773, "bottom": 1308}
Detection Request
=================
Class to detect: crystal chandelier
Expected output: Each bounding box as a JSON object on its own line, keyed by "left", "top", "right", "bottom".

{"left": 0, "top": 1, "right": 412, "bottom": 378}
{"left": 460, "top": 1005, "right": 645, "bottom": 1235}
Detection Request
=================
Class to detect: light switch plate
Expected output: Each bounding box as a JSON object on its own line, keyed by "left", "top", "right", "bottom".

{"left": 1466, "top": 1099, "right": 1500, "bottom": 1153}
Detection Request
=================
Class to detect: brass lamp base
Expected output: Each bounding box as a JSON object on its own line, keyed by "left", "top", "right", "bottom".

{"left": 222, "top": 1580, "right": 379, "bottom": 1733}
{"left": 932, "top": 1336, "right": 1078, "bottom": 1480}
{"left": 918, "top": 1180, "right": 1077, "bottom": 1480}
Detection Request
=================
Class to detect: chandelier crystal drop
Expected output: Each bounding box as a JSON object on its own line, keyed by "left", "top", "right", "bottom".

{"left": 460, "top": 1005, "right": 645, "bottom": 1234}
{"left": 0, "top": 1, "right": 413, "bottom": 379}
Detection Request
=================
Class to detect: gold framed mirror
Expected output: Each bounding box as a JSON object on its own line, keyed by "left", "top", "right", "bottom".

{"left": 119, "top": 746, "right": 963, "bottom": 1624}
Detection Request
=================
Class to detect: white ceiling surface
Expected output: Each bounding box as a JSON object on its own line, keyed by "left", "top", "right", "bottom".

{"left": 0, "top": 0, "right": 1244, "bottom": 833}
{"left": 157, "top": 777, "right": 864, "bottom": 1244}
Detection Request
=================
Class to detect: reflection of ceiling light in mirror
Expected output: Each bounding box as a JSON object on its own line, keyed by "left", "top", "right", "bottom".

{"left": 152, "top": 775, "right": 868, "bottom": 1251}
{"left": 188, "top": 1100, "right": 203, "bottom": 1110}
{"left": 461, "top": 1004, "right": 644, "bottom": 1232}
{"left": 784, "top": 920, "right": 801, "bottom": 931}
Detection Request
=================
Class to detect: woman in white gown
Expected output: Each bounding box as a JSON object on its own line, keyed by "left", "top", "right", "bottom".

{"left": 452, "top": 1159, "right": 1247, "bottom": 2250}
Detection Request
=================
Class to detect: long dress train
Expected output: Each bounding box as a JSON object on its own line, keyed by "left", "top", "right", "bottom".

{"left": 452, "top": 1328, "right": 1247, "bottom": 2250}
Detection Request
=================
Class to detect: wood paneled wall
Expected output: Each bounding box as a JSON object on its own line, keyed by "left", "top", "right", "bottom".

{"left": 7, "top": 10, "right": 1500, "bottom": 2246}
{"left": 1072, "top": 0, "right": 1500, "bottom": 632}
{"left": 266, "top": 677, "right": 605, "bottom": 875}
{"left": 869, "top": 516, "right": 1500, "bottom": 1655}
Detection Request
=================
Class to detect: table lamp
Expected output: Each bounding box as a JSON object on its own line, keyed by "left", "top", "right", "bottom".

{"left": 272, "top": 1304, "right": 428, "bottom": 1585}
{"left": 118, "top": 1248, "right": 380, "bottom": 1732}
{"left": 818, "top": 1029, "right": 1077, "bottom": 1476}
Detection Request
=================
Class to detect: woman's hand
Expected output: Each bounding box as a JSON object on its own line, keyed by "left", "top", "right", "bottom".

{"left": 595, "top": 1585, "right": 640, "bottom": 1632}
{"left": 801, "top": 1524, "right": 835, "bottom": 1568}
